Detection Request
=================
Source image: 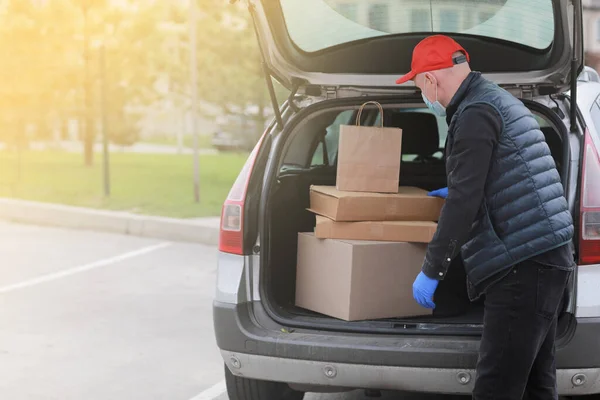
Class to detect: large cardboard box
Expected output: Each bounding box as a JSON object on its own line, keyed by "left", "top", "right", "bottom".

{"left": 314, "top": 215, "right": 437, "bottom": 243}
{"left": 295, "top": 233, "right": 432, "bottom": 321}
{"left": 309, "top": 185, "right": 444, "bottom": 222}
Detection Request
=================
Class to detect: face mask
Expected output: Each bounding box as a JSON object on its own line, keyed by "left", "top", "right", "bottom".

{"left": 421, "top": 76, "right": 446, "bottom": 117}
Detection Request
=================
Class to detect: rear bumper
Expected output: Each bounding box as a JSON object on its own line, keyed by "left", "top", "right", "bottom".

{"left": 222, "top": 351, "right": 600, "bottom": 395}
{"left": 214, "top": 301, "right": 600, "bottom": 395}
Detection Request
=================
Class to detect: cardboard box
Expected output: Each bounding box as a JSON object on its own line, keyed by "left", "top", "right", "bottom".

{"left": 314, "top": 215, "right": 437, "bottom": 243}
{"left": 309, "top": 185, "right": 444, "bottom": 222}
{"left": 295, "top": 233, "right": 432, "bottom": 321}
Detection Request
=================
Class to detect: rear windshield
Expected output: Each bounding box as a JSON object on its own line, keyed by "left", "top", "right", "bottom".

{"left": 280, "top": 0, "right": 554, "bottom": 53}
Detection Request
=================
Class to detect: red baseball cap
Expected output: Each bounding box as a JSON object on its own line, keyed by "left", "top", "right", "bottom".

{"left": 396, "top": 35, "right": 470, "bottom": 84}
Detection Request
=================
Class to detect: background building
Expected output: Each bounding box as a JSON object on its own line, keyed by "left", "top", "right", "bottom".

{"left": 584, "top": 0, "right": 600, "bottom": 71}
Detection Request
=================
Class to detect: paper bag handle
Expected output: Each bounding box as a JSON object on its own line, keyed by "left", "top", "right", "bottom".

{"left": 356, "top": 101, "right": 384, "bottom": 128}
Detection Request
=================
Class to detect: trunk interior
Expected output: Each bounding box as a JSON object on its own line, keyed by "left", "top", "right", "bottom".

{"left": 262, "top": 99, "right": 570, "bottom": 333}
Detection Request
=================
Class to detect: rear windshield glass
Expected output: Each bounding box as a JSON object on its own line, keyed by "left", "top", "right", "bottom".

{"left": 280, "top": 0, "right": 554, "bottom": 52}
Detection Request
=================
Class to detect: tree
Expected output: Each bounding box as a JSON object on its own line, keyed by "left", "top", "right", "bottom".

{"left": 0, "top": 0, "right": 175, "bottom": 162}
{"left": 77, "top": 0, "right": 167, "bottom": 164}
{"left": 0, "top": 0, "right": 75, "bottom": 148}
{"left": 163, "top": 0, "right": 288, "bottom": 141}
{"left": 196, "top": 0, "right": 287, "bottom": 127}
{"left": 0, "top": 0, "right": 286, "bottom": 159}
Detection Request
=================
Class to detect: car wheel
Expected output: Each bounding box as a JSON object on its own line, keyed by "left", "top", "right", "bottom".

{"left": 224, "top": 365, "right": 305, "bottom": 400}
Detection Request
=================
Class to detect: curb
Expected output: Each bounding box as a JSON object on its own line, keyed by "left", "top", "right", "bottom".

{"left": 0, "top": 198, "right": 220, "bottom": 246}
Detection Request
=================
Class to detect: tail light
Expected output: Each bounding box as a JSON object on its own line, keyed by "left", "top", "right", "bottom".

{"left": 219, "top": 136, "right": 266, "bottom": 255}
{"left": 579, "top": 129, "right": 600, "bottom": 265}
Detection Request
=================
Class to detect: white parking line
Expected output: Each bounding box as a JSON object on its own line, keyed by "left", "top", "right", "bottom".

{"left": 0, "top": 242, "right": 172, "bottom": 294}
{"left": 188, "top": 380, "right": 227, "bottom": 400}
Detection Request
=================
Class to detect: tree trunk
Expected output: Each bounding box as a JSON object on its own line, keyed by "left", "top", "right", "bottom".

{"left": 83, "top": 121, "right": 94, "bottom": 165}
{"left": 83, "top": 5, "right": 94, "bottom": 166}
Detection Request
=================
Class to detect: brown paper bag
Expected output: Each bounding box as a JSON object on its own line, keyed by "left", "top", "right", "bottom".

{"left": 336, "top": 101, "right": 402, "bottom": 193}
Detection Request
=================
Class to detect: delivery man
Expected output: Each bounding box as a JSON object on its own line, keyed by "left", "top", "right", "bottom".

{"left": 397, "top": 35, "right": 576, "bottom": 399}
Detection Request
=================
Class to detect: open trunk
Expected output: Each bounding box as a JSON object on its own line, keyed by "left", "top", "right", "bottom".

{"left": 260, "top": 97, "right": 573, "bottom": 335}
{"left": 250, "top": 0, "right": 582, "bottom": 95}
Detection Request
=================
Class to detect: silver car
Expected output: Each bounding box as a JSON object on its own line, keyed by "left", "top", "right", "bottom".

{"left": 214, "top": 0, "right": 600, "bottom": 398}
{"left": 579, "top": 66, "right": 600, "bottom": 83}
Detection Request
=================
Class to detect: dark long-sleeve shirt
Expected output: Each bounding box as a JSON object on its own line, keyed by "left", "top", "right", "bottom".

{"left": 421, "top": 74, "right": 575, "bottom": 284}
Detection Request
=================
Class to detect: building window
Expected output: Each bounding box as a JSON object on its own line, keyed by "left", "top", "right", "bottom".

{"left": 369, "top": 4, "right": 389, "bottom": 32}
{"left": 335, "top": 3, "right": 358, "bottom": 21}
{"left": 476, "top": 11, "right": 496, "bottom": 36}
{"left": 463, "top": 10, "right": 474, "bottom": 30}
{"left": 410, "top": 9, "right": 431, "bottom": 32}
{"left": 439, "top": 10, "right": 460, "bottom": 32}
{"left": 478, "top": 11, "right": 495, "bottom": 25}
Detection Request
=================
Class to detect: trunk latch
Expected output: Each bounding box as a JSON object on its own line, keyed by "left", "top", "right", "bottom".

{"left": 325, "top": 87, "right": 337, "bottom": 99}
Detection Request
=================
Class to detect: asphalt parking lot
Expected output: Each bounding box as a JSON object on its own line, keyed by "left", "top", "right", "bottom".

{"left": 0, "top": 221, "right": 466, "bottom": 400}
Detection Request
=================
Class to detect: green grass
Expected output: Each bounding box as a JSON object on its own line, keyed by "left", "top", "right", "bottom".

{"left": 141, "top": 134, "right": 212, "bottom": 149}
{"left": 0, "top": 150, "right": 249, "bottom": 218}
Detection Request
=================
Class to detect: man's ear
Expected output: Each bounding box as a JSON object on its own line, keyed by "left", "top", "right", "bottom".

{"left": 424, "top": 72, "right": 437, "bottom": 85}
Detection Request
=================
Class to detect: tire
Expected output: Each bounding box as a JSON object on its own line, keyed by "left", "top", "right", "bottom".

{"left": 224, "top": 365, "right": 305, "bottom": 400}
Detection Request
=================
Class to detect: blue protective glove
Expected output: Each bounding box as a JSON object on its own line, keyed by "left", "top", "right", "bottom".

{"left": 412, "top": 271, "right": 439, "bottom": 309}
{"left": 428, "top": 187, "right": 448, "bottom": 199}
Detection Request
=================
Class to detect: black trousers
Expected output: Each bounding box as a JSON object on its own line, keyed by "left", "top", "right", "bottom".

{"left": 472, "top": 260, "right": 571, "bottom": 400}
